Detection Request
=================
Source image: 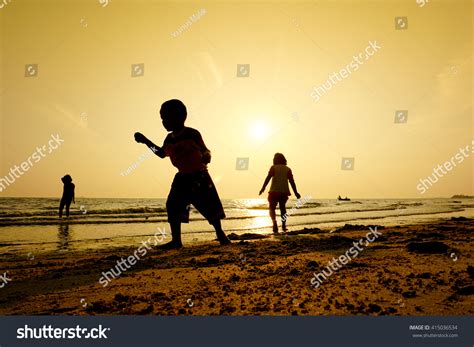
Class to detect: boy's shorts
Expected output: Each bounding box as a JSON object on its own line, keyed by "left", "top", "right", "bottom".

{"left": 167, "top": 170, "right": 226, "bottom": 224}
{"left": 268, "top": 191, "right": 289, "bottom": 209}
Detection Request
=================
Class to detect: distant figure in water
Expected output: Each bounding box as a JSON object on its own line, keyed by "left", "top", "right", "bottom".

{"left": 134, "top": 99, "right": 231, "bottom": 249}
{"left": 259, "top": 153, "right": 301, "bottom": 233}
{"left": 59, "top": 175, "right": 75, "bottom": 218}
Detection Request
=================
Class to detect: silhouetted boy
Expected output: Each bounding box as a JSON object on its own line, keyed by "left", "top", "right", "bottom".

{"left": 259, "top": 153, "right": 301, "bottom": 233}
{"left": 59, "top": 174, "right": 75, "bottom": 218}
{"left": 134, "top": 99, "right": 230, "bottom": 249}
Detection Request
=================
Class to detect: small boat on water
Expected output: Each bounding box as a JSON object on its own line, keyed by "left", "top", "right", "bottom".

{"left": 337, "top": 195, "right": 351, "bottom": 201}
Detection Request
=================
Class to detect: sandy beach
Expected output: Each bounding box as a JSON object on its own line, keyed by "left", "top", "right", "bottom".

{"left": 0, "top": 217, "right": 472, "bottom": 316}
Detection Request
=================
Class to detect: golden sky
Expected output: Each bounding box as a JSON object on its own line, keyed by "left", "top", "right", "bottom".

{"left": 0, "top": 0, "right": 472, "bottom": 198}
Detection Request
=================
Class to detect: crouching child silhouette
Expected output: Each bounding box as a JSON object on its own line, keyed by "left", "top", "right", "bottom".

{"left": 134, "top": 99, "right": 231, "bottom": 249}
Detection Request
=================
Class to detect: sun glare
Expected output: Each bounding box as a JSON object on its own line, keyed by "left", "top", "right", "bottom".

{"left": 249, "top": 120, "right": 270, "bottom": 140}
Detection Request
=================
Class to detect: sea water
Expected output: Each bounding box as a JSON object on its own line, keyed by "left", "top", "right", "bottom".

{"left": 0, "top": 197, "right": 472, "bottom": 254}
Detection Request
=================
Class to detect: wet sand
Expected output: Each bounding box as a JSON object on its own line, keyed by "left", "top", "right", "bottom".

{"left": 0, "top": 217, "right": 472, "bottom": 315}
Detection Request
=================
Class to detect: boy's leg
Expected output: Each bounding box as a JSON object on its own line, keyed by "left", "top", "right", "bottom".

{"left": 191, "top": 171, "right": 230, "bottom": 245}
{"left": 211, "top": 219, "right": 231, "bottom": 245}
{"left": 161, "top": 173, "right": 188, "bottom": 249}
{"left": 158, "top": 222, "right": 183, "bottom": 249}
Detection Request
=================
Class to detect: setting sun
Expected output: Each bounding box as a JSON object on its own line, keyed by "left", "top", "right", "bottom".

{"left": 249, "top": 120, "right": 270, "bottom": 140}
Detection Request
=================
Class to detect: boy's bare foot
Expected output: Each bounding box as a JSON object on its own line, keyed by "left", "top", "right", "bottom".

{"left": 219, "top": 237, "right": 231, "bottom": 245}
{"left": 213, "top": 222, "right": 231, "bottom": 245}
{"left": 157, "top": 241, "right": 183, "bottom": 250}
{"left": 216, "top": 233, "right": 231, "bottom": 245}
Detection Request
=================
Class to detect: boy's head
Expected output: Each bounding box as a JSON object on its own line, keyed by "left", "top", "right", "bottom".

{"left": 160, "top": 99, "right": 187, "bottom": 131}
{"left": 61, "top": 174, "right": 72, "bottom": 183}
{"left": 273, "top": 153, "right": 287, "bottom": 165}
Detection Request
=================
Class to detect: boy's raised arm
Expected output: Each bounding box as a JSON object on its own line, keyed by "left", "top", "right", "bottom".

{"left": 134, "top": 132, "right": 165, "bottom": 158}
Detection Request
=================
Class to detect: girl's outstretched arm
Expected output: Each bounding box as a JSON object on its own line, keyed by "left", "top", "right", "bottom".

{"left": 259, "top": 175, "right": 272, "bottom": 195}
{"left": 134, "top": 132, "right": 165, "bottom": 158}
{"left": 289, "top": 178, "right": 301, "bottom": 199}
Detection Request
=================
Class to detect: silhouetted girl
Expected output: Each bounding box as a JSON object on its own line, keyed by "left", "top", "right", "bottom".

{"left": 259, "top": 153, "right": 301, "bottom": 233}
